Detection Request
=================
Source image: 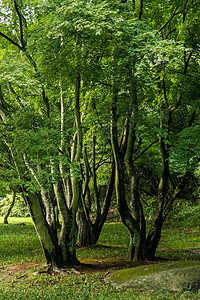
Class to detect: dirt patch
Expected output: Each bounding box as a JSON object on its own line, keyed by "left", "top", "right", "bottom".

{"left": 1, "top": 251, "right": 200, "bottom": 278}
{"left": 2, "top": 261, "right": 41, "bottom": 276}
{"left": 1, "top": 258, "right": 147, "bottom": 277}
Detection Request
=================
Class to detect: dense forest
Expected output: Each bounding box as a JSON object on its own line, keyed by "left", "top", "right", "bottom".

{"left": 0, "top": 0, "right": 199, "bottom": 269}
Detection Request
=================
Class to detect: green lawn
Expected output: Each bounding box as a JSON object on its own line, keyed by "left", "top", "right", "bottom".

{"left": 0, "top": 217, "right": 199, "bottom": 299}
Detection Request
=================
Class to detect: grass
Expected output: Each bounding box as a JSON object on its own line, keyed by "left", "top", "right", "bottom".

{"left": 0, "top": 217, "right": 200, "bottom": 299}
{"left": 0, "top": 217, "right": 42, "bottom": 265}
{"left": 2, "top": 273, "right": 197, "bottom": 300}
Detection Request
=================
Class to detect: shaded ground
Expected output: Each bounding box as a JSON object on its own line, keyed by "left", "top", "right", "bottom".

{"left": 1, "top": 248, "right": 200, "bottom": 280}
{"left": 1, "top": 256, "right": 164, "bottom": 281}
{"left": 2, "top": 258, "right": 137, "bottom": 277}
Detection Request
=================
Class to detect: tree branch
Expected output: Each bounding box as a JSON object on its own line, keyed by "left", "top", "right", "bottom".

{"left": 132, "top": 138, "right": 159, "bottom": 162}
{"left": 184, "top": 51, "right": 193, "bottom": 75}
{"left": 0, "top": 32, "right": 23, "bottom": 50}
{"left": 159, "top": 10, "right": 182, "bottom": 33}
{"left": 14, "top": 0, "right": 26, "bottom": 48}
{"left": 139, "top": 0, "right": 143, "bottom": 20}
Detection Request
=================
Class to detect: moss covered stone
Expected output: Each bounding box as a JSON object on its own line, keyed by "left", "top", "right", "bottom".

{"left": 107, "top": 260, "right": 200, "bottom": 292}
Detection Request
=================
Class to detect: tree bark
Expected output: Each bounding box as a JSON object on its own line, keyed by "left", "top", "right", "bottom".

{"left": 78, "top": 162, "right": 115, "bottom": 247}
{"left": 110, "top": 91, "right": 139, "bottom": 260}
{"left": 146, "top": 109, "right": 170, "bottom": 259}
{"left": 4, "top": 192, "right": 16, "bottom": 224}
{"left": 124, "top": 83, "right": 147, "bottom": 261}
{"left": 24, "top": 192, "right": 62, "bottom": 269}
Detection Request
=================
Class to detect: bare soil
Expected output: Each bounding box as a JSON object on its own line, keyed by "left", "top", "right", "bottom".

{"left": 2, "top": 258, "right": 135, "bottom": 276}
{"left": 1, "top": 257, "right": 164, "bottom": 279}
{"left": 1, "top": 249, "right": 200, "bottom": 278}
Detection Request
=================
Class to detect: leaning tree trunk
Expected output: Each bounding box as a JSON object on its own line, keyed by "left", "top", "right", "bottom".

{"left": 4, "top": 191, "right": 16, "bottom": 224}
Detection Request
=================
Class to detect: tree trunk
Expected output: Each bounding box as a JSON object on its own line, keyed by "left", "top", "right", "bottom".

{"left": 78, "top": 206, "right": 92, "bottom": 247}
{"left": 123, "top": 82, "right": 148, "bottom": 261}
{"left": 146, "top": 110, "right": 170, "bottom": 259}
{"left": 110, "top": 93, "right": 139, "bottom": 259}
{"left": 127, "top": 171, "right": 147, "bottom": 261}
{"left": 4, "top": 192, "right": 16, "bottom": 224}
{"left": 53, "top": 180, "right": 79, "bottom": 266}
{"left": 146, "top": 212, "right": 164, "bottom": 259}
{"left": 24, "top": 191, "right": 63, "bottom": 269}
{"left": 78, "top": 163, "right": 115, "bottom": 247}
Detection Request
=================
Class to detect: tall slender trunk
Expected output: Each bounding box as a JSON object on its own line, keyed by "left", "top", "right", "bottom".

{"left": 4, "top": 192, "right": 16, "bottom": 224}
{"left": 124, "top": 84, "right": 147, "bottom": 261}
{"left": 146, "top": 110, "right": 170, "bottom": 259}
{"left": 110, "top": 91, "right": 138, "bottom": 257}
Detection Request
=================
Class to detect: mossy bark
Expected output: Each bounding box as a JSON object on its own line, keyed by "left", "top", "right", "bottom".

{"left": 25, "top": 192, "right": 63, "bottom": 268}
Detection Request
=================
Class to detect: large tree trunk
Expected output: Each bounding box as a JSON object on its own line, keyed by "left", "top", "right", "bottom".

{"left": 53, "top": 180, "right": 79, "bottom": 266}
{"left": 124, "top": 100, "right": 147, "bottom": 261}
{"left": 111, "top": 80, "right": 148, "bottom": 262}
{"left": 146, "top": 211, "right": 164, "bottom": 259}
{"left": 127, "top": 170, "right": 148, "bottom": 261}
{"left": 24, "top": 191, "right": 63, "bottom": 269}
{"left": 78, "top": 206, "right": 92, "bottom": 247}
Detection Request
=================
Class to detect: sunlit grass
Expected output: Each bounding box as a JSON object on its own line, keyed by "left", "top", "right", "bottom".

{"left": 0, "top": 217, "right": 200, "bottom": 264}
{"left": 158, "top": 226, "right": 200, "bottom": 251}
{"left": 0, "top": 217, "right": 33, "bottom": 225}
{"left": 0, "top": 223, "right": 43, "bottom": 265}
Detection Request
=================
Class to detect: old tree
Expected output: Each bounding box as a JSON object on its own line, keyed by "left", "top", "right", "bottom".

{"left": 0, "top": 0, "right": 199, "bottom": 268}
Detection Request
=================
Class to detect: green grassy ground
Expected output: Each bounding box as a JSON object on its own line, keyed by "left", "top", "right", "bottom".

{"left": 0, "top": 217, "right": 199, "bottom": 299}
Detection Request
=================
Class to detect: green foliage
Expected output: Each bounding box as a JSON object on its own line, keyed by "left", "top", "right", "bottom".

{"left": 174, "top": 204, "right": 200, "bottom": 226}
{"left": 0, "top": 194, "right": 29, "bottom": 217}
{"left": 170, "top": 126, "right": 200, "bottom": 175}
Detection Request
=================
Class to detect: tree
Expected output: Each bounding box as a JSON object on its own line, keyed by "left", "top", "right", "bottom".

{"left": 110, "top": 0, "right": 200, "bottom": 260}
{"left": 0, "top": 0, "right": 83, "bottom": 268}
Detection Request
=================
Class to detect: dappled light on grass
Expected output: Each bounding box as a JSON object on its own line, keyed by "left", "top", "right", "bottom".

{"left": 0, "top": 218, "right": 200, "bottom": 299}
{"left": 0, "top": 223, "right": 43, "bottom": 265}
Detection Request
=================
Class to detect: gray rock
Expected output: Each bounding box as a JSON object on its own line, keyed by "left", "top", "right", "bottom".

{"left": 107, "top": 260, "right": 200, "bottom": 293}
